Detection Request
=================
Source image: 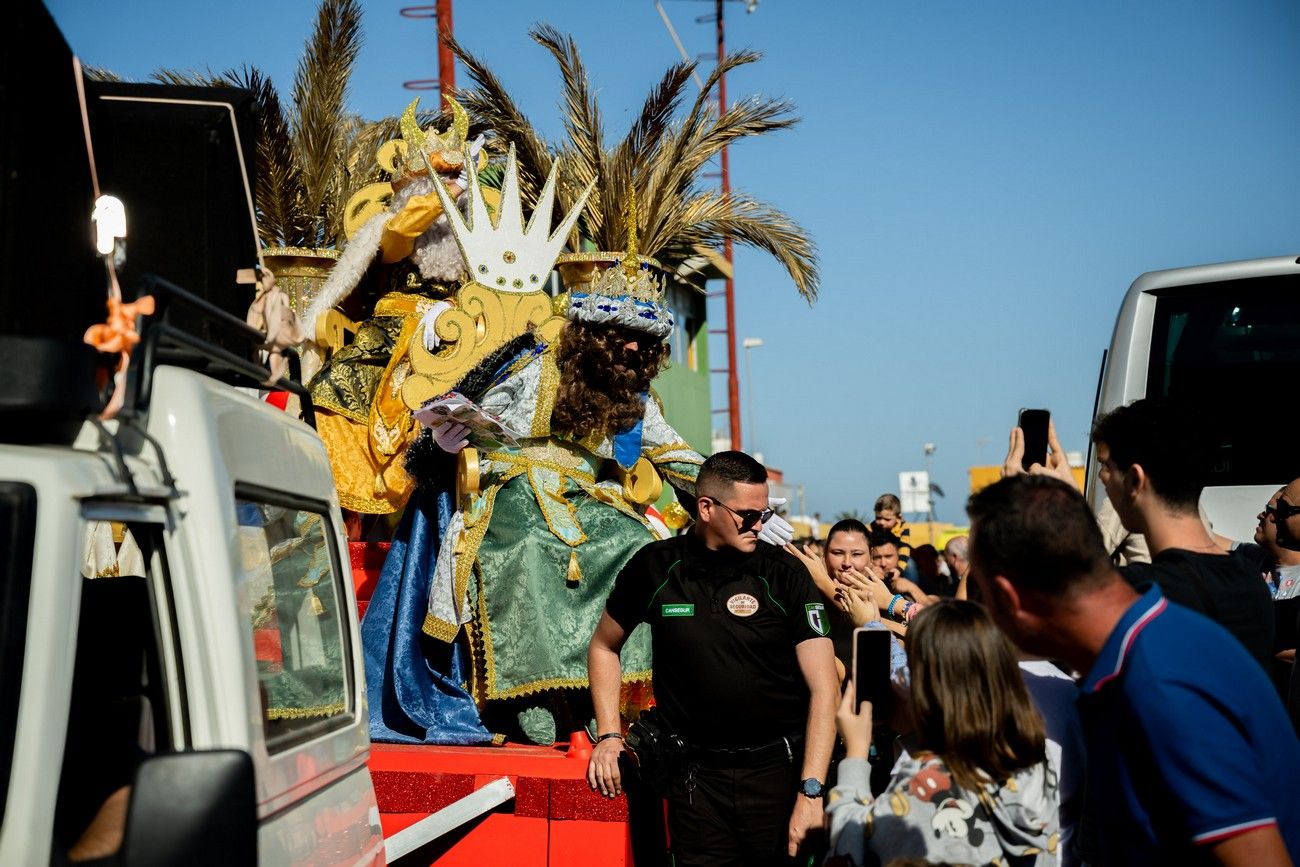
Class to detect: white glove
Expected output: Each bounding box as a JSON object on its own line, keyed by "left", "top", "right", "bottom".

{"left": 758, "top": 497, "right": 795, "bottom": 547}
{"left": 455, "top": 135, "right": 487, "bottom": 190}
{"left": 418, "top": 300, "right": 453, "bottom": 352}
{"left": 432, "top": 421, "right": 470, "bottom": 454}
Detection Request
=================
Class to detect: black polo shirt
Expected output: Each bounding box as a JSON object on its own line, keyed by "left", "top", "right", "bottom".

{"left": 605, "top": 530, "right": 830, "bottom": 749}
{"left": 1123, "top": 548, "right": 1274, "bottom": 672}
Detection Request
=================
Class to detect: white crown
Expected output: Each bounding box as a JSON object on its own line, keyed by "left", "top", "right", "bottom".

{"left": 428, "top": 144, "right": 594, "bottom": 294}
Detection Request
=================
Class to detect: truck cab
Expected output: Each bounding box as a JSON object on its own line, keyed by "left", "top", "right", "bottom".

{"left": 1088, "top": 254, "right": 1300, "bottom": 540}
{"left": 0, "top": 364, "right": 384, "bottom": 866}
{"left": 0, "top": 5, "right": 382, "bottom": 861}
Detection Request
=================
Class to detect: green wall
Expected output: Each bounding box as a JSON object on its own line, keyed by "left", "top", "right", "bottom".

{"left": 653, "top": 289, "right": 711, "bottom": 456}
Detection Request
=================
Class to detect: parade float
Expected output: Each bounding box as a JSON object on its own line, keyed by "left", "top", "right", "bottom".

{"left": 25, "top": 0, "right": 820, "bottom": 859}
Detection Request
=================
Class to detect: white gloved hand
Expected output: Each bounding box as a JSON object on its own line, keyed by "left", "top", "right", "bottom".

{"left": 432, "top": 421, "right": 470, "bottom": 454}
{"left": 454, "top": 135, "right": 487, "bottom": 190}
{"left": 418, "top": 300, "right": 453, "bottom": 352}
{"left": 758, "top": 497, "right": 795, "bottom": 547}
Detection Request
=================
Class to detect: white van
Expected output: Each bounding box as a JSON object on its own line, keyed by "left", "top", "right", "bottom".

{"left": 1087, "top": 255, "right": 1300, "bottom": 541}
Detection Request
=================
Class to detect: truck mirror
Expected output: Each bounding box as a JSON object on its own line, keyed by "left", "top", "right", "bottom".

{"left": 120, "top": 750, "right": 257, "bottom": 867}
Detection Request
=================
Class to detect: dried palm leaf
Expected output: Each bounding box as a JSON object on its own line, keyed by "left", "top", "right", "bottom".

{"left": 149, "top": 68, "right": 228, "bottom": 87}
{"left": 657, "top": 192, "right": 818, "bottom": 301}
{"left": 444, "top": 27, "right": 819, "bottom": 299}
{"left": 221, "top": 66, "right": 309, "bottom": 247}
{"left": 291, "top": 0, "right": 363, "bottom": 246}
{"left": 640, "top": 93, "right": 797, "bottom": 253}
{"left": 82, "top": 66, "right": 123, "bottom": 82}
{"left": 440, "top": 29, "right": 555, "bottom": 206}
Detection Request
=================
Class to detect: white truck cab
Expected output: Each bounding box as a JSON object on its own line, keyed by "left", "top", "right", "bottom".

{"left": 0, "top": 355, "right": 385, "bottom": 865}
{"left": 1088, "top": 254, "right": 1300, "bottom": 541}
{"left": 0, "top": 5, "right": 383, "bottom": 860}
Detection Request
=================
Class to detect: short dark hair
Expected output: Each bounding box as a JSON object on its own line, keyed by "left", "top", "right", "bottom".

{"left": 868, "top": 529, "right": 899, "bottom": 551}
{"left": 966, "top": 474, "right": 1111, "bottom": 598}
{"left": 827, "top": 518, "right": 869, "bottom": 544}
{"left": 1091, "top": 398, "right": 1205, "bottom": 512}
{"left": 696, "top": 450, "right": 767, "bottom": 499}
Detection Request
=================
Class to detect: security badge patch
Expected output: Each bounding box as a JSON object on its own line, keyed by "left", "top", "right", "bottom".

{"left": 726, "top": 593, "right": 759, "bottom": 617}
{"left": 805, "top": 603, "right": 829, "bottom": 636}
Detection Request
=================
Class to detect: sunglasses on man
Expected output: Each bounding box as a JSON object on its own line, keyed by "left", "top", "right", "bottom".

{"left": 1265, "top": 499, "right": 1300, "bottom": 521}
{"left": 701, "top": 496, "right": 774, "bottom": 531}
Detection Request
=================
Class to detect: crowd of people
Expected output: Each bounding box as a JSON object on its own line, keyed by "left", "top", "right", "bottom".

{"left": 584, "top": 397, "right": 1300, "bottom": 866}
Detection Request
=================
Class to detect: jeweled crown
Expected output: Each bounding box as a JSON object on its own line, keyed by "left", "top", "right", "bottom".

{"left": 426, "top": 144, "right": 594, "bottom": 294}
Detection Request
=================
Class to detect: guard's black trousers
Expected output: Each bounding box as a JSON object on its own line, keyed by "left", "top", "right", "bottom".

{"left": 665, "top": 759, "right": 810, "bottom": 867}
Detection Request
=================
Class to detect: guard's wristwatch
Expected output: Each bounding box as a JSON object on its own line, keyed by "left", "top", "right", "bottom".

{"left": 799, "top": 777, "right": 824, "bottom": 798}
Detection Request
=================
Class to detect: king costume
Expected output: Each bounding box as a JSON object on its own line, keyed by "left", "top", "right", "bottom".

{"left": 362, "top": 143, "right": 704, "bottom": 744}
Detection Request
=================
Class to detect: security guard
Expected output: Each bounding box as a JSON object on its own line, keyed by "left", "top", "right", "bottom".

{"left": 587, "top": 451, "right": 839, "bottom": 866}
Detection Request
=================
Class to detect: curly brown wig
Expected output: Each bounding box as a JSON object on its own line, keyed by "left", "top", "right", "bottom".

{"left": 550, "top": 322, "right": 669, "bottom": 439}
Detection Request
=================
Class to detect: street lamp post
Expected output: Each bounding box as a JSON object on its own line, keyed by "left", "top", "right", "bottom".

{"left": 742, "top": 337, "right": 764, "bottom": 458}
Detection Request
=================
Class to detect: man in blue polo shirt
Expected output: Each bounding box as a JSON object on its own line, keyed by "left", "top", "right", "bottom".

{"left": 967, "top": 474, "right": 1300, "bottom": 866}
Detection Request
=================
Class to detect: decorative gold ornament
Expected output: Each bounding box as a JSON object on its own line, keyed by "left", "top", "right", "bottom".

{"left": 402, "top": 283, "right": 564, "bottom": 408}
{"left": 457, "top": 446, "right": 481, "bottom": 500}
{"left": 342, "top": 183, "right": 395, "bottom": 240}
{"left": 262, "top": 247, "right": 341, "bottom": 319}
{"left": 661, "top": 500, "right": 690, "bottom": 531}
{"left": 619, "top": 456, "right": 664, "bottom": 507}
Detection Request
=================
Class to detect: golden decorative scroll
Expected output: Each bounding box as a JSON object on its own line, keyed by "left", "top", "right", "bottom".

{"left": 402, "top": 282, "right": 566, "bottom": 409}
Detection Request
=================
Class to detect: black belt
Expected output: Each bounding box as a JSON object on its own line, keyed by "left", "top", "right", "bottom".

{"left": 687, "top": 733, "right": 803, "bottom": 769}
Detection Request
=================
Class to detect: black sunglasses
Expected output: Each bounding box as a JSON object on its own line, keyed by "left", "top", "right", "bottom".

{"left": 1266, "top": 500, "right": 1300, "bottom": 521}
{"left": 702, "top": 497, "right": 773, "bottom": 531}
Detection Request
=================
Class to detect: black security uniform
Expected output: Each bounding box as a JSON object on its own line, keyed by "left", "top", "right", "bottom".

{"left": 606, "top": 530, "right": 831, "bottom": 866}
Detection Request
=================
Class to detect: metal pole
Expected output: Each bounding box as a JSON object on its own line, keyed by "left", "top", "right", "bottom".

{"left": 437, "top": 0, "right": 455, "bottom": 101}
{"left": 744, "top": 343, "right": 755, "bottom": 456}
{"left": 717, "top": 0, "right": 741, "bottom": 451}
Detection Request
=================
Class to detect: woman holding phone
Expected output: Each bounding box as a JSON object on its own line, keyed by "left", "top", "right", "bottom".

{"left": 827, "top": 599, "right": 1060, "bottom": 866}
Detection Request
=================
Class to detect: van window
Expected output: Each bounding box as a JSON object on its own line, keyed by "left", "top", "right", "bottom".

{"left": 236, "top": 498, "right": 352, "bottom": 751}
{"left": 1146, "top": 275, "right": 1300, "bottom": 486}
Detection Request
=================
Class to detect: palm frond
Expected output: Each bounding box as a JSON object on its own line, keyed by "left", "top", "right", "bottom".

{"left": 149, "top": 68, "right": 227, "bottom": 87}
{"left": 641, "top": 94, "right": 797, "bottom": 254}
{"left": 290, "top": 0, "right": 363, "bottom": 246}
{"left": 530, "top": 24, "right": 605, "bottom": 234}
{"left": 659, "top": 192, "right": 819, "bottom": 301}
{"left": 222, "top": 65, "right": 309, "bottom": 247}
{"left": 642, "top": 49, "right": 762, "bottom": 243}
{"left": 441, "top": 29, "right": 554, "bottom": 207}
{"left": 82, "top": 65, "right": 123, "bottom": 82}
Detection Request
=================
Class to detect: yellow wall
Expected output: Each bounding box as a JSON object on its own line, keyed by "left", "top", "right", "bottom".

{"left": 969, "top": 465, "right": 1086, "bottom": 494}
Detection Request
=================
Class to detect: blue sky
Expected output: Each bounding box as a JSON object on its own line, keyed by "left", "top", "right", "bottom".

{"left": 48, "top": 0, "right": 1300, "bottom": 522}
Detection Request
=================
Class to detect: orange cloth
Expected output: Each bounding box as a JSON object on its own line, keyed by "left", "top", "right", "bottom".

{"left": 83, "top": 295, "right": 156, "bottom": 354}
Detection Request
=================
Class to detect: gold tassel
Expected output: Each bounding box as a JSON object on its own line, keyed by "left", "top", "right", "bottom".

{"left": 309, "top": 590, "right": 325, "bottom": 617}
{"left": 566, "top": 550, "right": 582, "bottom": 587}
{"left": 373, "top": 471, "right": 387, "bottom": 497}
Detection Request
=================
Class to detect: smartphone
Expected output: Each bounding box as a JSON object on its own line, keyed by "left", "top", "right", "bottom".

{"left": 1018, "top": 408, "right": 1050, "bottom": 471}
{"left": 852, "top": 627, "right": 893, "bottom": 715}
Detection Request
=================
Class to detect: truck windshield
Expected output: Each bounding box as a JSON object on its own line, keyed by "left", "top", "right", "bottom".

{"left": 1146, "top": 274, "right": 1300, "bottom": 487}
{"left": 0, "top": 483, "right": 36, "bottom": 830}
